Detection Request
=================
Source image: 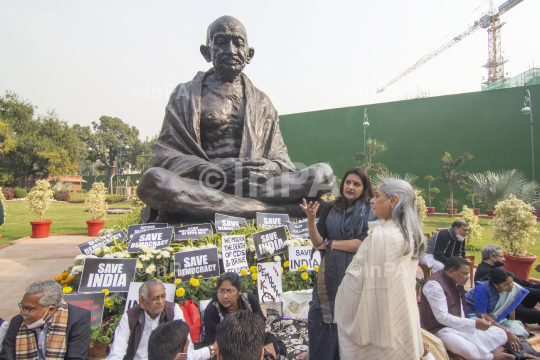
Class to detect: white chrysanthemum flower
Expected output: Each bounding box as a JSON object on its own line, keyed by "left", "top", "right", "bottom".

{"left": 75, "top": 254, "right": 87, "bottom": 261}
{"left": 263, "top": 246, "right": 274, "bottom": 255}
{"left": 198, "top": 244, "right": 208, "bottom": 249}
{"left": 274, "top": 255, "right": 281, "bottom": 262}
{"left": 206, "top": 244, "right": 217, "bottom": 248}
{"left": 92, "top": 248, "right": 102, "bottom": 255}
{"left": 146, "top": 264, "right": 156, "bottom": 274}
{"left": 165, "top": 247, "right": 174, "bottom": 251}
{"left": 101, "top": 246, "right": 111, "bottom": 253}
{"left": 156, "top": 255, "right": 162, "bottom": 259}
{"left": 249, "top": 244, "right": 255, "bottom": 252}
{"left": 102, "top": 254, "right": 112, "bottom": 258}
{"left": 69, "top": 265, "right": 84, "bottom": 276}
{"left": 86, "top": 254, "right": 97, "bottom": 258}
{"left": 160, "top": 251, "right": 170, "bottom": 258}
{"left": 147, "top": 253, "right": 154, "bottom": 259}
{"left": 113, "top": 252, "right": 127, "bottom": 259}
{"left": 218, "top": 254, "right": 222, "bottom": 259}
{"left": 136, "top": 261, "right": 143, "bottom": 269}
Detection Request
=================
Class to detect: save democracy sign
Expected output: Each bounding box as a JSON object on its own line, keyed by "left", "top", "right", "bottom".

{"left": 174, "top": 248, "right": 220, "bottom": 281}
{"left": 215, "top": 213, "right": 247, "bottom": 233}
{"left": 127, "top": 223, "right": 168, "bottom": 240}
{"left": 127, "top": 227, "right": 174, "bottom": 253}
{"left": 77, "top": 230, "right": 126, "bottom": 255}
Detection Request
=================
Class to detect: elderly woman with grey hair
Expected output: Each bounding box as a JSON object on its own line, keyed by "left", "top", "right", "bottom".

{"left": 107, "top": 279, "right": 214, "bottom": 360}
{"left": 335, "top": 178, "right": 428, "bottom": 359}
{"left": 0, "top": 280, "right": 91, "bottom": 360}
{"left": 475, "top": 244, "right": 540, "bottom": 326}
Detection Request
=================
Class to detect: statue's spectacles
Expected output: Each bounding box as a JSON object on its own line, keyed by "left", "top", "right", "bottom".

{"left": 18, "top": 303, "right": 48, "bottom": 314}
{"left": 217, "top": 289, "right": 236, "bottom": 296}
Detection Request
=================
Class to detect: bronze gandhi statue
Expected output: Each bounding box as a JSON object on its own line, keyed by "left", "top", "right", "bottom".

{"left": 137, "top": 15, "right": 335, "bottom": 221}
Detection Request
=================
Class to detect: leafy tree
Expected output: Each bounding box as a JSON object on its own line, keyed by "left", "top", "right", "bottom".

{"left": 0, "top": 92, "right": 80, "bottom": 180}
{"left": 424, "top": 175, "right": 440, "bottom": 207}
{"left": 436, "top": 152, "right": 473, "bottom": 217}
{"left": 352, "top": 137, "right": 388, "bottom": 174}
{"left": 0, "top": 119, "right": 16, "bottom": 186}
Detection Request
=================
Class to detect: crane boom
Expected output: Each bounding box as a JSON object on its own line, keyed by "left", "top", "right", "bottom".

{"left": 377, "top": 23, "right": 481, "bottom": 93}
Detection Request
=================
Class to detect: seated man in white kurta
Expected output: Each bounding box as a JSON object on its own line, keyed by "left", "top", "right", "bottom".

{"left": 420, "top": 257, "right": 513, "bottom": 360}
{"left": 107, "top": 279, "right": 214, "bottom": 360}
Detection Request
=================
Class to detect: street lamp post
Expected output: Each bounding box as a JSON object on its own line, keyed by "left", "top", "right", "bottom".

{"left": 363, "top": 108, "right": 370, "bottom": 163}
{"left": 118, "top": 137, "right": 130, "bottom": 176}
{"left": 81, "top": 140, "right": 93, "bottom": 175}
{"left": 521, "top": 90, "right": 534, "bottom": 182}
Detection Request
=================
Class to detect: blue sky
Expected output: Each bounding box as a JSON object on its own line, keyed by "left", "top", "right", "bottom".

{"left": 1, "top": 0, "right": 538, "bottom": 138}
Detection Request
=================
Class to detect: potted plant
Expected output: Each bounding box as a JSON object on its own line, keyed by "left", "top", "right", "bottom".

{"left": 89, "top": 315, "right": 120, "bottom": 356}
{"left": 464, "top": 174, "right": 482, "bottom": 215}
{"left": 436, "top": 152, "right": 473, "bottom": 217}
{"left": 27, "top": 179, "right": 54, "bottom": 238}
{"left": 490, "top": 194, "right": 539, "bottom": 281}
{"left": 440, "top": 198, "right": 459, "bottom": 215}
{"left": 85, "top": 182, "right": 108, "bottom": 236}
{"left": 424, "top": 175, "right": 439, "bottom": 213}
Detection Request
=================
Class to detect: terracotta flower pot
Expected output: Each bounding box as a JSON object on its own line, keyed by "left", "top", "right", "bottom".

{"left": 503, "top": 254, "right": 538, "bottom": 281}
{"left": 486, "top": 210, "right": 496, "bottom": 216}
{"left": 447, "top": 209, "right": 457, "bottom": 215}
{"left": 88, "top": 341, "right": 108, "bottom": 357}
{"left": 30, "top": 220, "right": 53, "bottom": 238}
{"left": 426, "top": 207, "right": 435, "bottom": 214}
{"left": 87, "top": 220, "right": 106, "bottom": 236}
{"left": 473, "top": 209, "right": 481, "bottom": 215}
{"left": 532, "top": 211, "right": 540, "bottom": 218}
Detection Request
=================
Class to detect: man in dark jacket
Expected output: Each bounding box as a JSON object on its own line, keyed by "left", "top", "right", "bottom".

{"left": 475, "top": 244, "right": 540, "bottom": 325}
{"left": 419, "top": 220, "right": 469, "bottom": 273}
{"left": 0, "top": 280, "right": 91, "bottom": 360}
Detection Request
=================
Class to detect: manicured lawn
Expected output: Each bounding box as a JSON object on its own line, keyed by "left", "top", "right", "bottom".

{"left": 423, "top": 216, "right": 540, "bottom": 279}
{"left": 0, "top": 200, "right": 133, "bottom": 245}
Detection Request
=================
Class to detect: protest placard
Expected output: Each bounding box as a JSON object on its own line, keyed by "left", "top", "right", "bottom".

{"left": 127, "top": 223, "right": 168, "bottom": 240}
{"left": 174, "top": 248, "right": 220, "bottom": 281}
{"left": 252, "top": 226, "right": 287, "bottom": 261}
{"left": 221, "top": 235, "right": 249, "bottom": 274}
{"left": 257, "top": 262, "right": 282, "bottom": 302}
{"left": 124, "top": 282, "right": 176, "bottom": 312}
{"left": 288, "top": 246, "right": 322, "bottom": 271}
{"left": 127, "top": 227, "right": 174, "bottom": 253}
{"left": 256, "top": 212, "right": 290, "bottom": 230}
{"left": 215, "top": 213, "right": 247, "bottom": 233}
{"left": 77, "top": 230, "right": 126, "bottom": 255}
{"left": 286, "top": 221, "right": 309, "bottom": 239}
{"left": 64, "top": 293, "right": 105, "bottom": 327}
{"left": 174, "top": 223, "right": 213, "bottom": 241}
{"left": 78, "top": 258, "right": 137, "bottom": 293}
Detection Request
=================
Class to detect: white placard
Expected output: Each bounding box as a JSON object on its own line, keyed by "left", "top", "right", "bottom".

{"left": 222, "top": 235, "right": 249, "bottom": 275}
{"left": 288, "top": 246, "right": 322, "bottom": 271}
{"left": 124, "top": 282, "right": 176, "bottom": 312}
{"left": 257, "top": 262, "right": 282, "bottom": 303}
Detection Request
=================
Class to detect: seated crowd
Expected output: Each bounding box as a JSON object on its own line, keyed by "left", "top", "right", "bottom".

{"left": 4, "top": 231, "right": 540, "bottom": 360}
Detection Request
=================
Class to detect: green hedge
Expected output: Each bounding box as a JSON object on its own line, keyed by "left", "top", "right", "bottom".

{"left": 14, "top": 188, "right": 27, "bottom": 198}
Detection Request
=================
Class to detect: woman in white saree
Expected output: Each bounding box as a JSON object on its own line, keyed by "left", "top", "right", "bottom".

{"left": 335, "top": 178, "right": 427, "bottom": 360}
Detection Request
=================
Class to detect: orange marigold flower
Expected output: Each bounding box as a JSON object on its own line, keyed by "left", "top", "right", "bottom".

{"left": 62, "top": 272, "right": 69, "bottom": 278}
{"left": 54, "top": 276, "right": 62, "bottom": 281}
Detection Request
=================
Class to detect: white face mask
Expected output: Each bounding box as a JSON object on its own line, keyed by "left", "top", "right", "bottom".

{"left": 25, "top": 306, "right": 52, "bottom": 329}
{"left": 456, "top": 235, "right": 465, "bottom": 242}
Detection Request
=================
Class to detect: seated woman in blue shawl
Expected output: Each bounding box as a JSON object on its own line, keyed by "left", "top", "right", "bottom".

{"left": 466, "top": 267, "right": 530, "bottom": 353}
{"left": 299, "top": 167, "right": 376, "bottom": 360}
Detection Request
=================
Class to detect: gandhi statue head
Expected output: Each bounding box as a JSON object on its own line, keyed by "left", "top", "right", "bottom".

{"left": 200, "top": 16, "right": 255, "bottom": 82}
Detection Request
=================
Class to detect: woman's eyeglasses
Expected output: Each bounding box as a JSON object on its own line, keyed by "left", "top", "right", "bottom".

{"left": 217, "top": 289, "right": 236, "bottom": 296}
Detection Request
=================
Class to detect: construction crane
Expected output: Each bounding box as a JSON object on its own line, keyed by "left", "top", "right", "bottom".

{"left": 377, "top": 0, "right": 524, "bottom": 93}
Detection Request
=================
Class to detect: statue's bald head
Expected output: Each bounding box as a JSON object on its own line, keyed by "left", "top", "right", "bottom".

{"left": 206, "top": 16, "right": 248, "bottom": 47}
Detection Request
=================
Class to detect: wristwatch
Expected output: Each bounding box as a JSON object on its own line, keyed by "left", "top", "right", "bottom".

{"left": 208, "top": 345, "right": 215, "bottom": 357}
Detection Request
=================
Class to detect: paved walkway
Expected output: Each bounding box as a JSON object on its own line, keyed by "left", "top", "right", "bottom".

{"left": 0, "top": 235, "right": 93, "bottom": 320}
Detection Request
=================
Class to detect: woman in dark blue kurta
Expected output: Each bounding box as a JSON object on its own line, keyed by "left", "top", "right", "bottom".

{"left": 299, "top": 167, "right": 376, "bottom": 360}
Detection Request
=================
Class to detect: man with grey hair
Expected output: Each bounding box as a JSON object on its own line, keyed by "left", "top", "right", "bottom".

{"left": 475, "top": 244, "right": 540, "bottom": 325}
{"left": 0, "top": 280, "right": 90, "bottom": 360}
{"left": 107, "top": 279, "right": 214, "bottom": 360}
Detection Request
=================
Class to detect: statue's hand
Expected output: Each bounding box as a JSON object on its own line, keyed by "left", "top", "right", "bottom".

{"left": 242, "top": 158, "right": 281, "bottom": 176}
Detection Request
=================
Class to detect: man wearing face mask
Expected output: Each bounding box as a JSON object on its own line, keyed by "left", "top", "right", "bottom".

{"left": 475, "top": 244, "right": 540, "bottom": 326}
{"left": 420, "top": 220, "right": 469, "bottom": 273}
{"left": 0, "top": 280, "right": 91, "bottom": 360}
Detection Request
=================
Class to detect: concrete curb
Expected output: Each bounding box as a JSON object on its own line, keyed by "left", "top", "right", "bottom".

{"left": 0, "top": 233, "right": 89, "bottom": 250}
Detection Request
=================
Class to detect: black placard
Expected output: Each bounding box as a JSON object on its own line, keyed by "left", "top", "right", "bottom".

{"left": 286, "top": 221, "right": 309, "bottom": 239}
{"left": 77, "top": 230, "right": 126, "bottom": 255}
{"left": 127, "top": 227, "right": 174, "bottom": 253}
{"left": 174, "top": 248, "right": 220, "bottom": 280}
{"left": 127, "top": 223, "right": 168, "bottom": 240}
{"left": 63, "top": 293, "right": 105, "bottom": 327}
{"left": 215, "top": 213, "right": 247, "bottom": 233}
{"left": 174, "top": 223, "right": 213, "bottom": 241}
{"left": 78, "top": 258, "right": 137, "bottom": 293}
{"left": 252, "top": 226, "right": 287, "bottom": 261}
{"left": 256, "top": 212, "right": 290, "bottom": 230}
